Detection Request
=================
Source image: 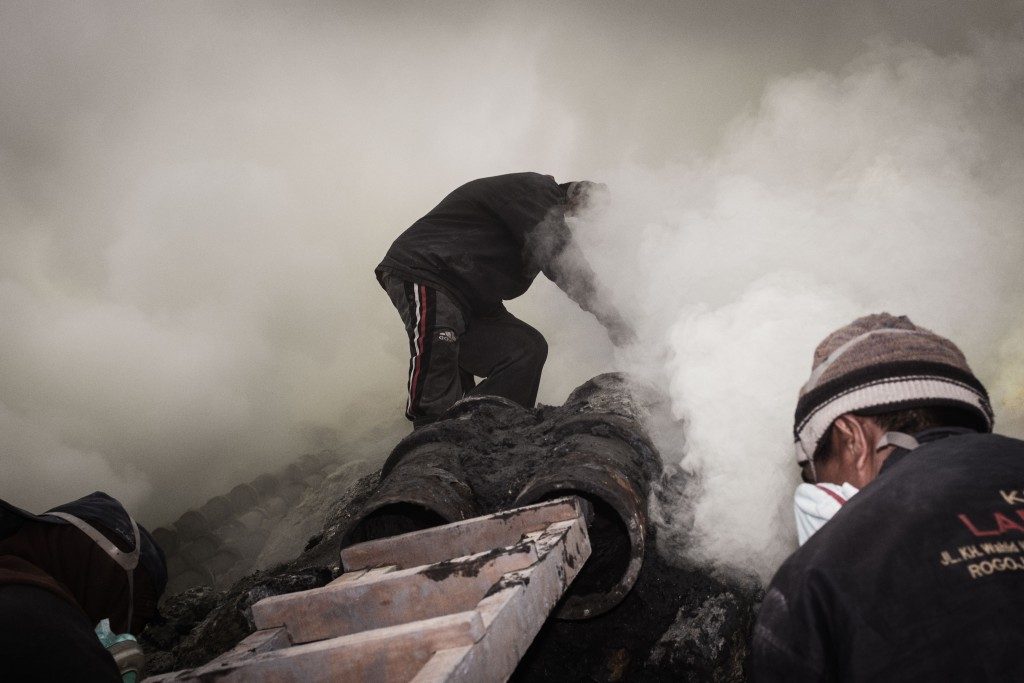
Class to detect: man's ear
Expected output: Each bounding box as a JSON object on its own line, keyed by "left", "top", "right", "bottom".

{"left": 831, "top": 414, "right": 874, "bottom": 473}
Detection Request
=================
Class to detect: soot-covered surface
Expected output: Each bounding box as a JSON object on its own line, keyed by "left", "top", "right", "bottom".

{"left": 514, "top": 523, "right": 760, "bottom": 682}
{"left": 141, "top": 374, "right": 759, "bottom": 680}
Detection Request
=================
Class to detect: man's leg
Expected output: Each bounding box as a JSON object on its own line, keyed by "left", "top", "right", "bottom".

{"left": 458, "top": 306, "right": 548, "bottom": 408}
{"left": 381, "top": 275, "right": 466, "bottom": 426}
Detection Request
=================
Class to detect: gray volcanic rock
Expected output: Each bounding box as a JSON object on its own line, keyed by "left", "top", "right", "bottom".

{"left": 646, "top": 591, "right": 758, "bottom": 682}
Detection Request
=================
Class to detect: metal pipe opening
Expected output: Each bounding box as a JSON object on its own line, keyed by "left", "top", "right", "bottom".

{"left": 515, "top": 434, "right": 649, "bottom": 620}
{"left": 340, "top": 442, "right": 477, "bottom": 549}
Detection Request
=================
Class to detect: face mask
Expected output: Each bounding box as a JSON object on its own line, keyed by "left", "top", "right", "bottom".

{"left": 793, "top": 482, "right": 860, "bottom": 545}
{"left": 95, "top": 618, "right": 145, "bottom": 683}
{"left": 793, "top": 431, "right": 919, "bottom": 545}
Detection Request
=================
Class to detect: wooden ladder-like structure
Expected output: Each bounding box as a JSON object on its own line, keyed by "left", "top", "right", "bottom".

{"left": 147, "top": 496, "right": 592, "bottom": 682}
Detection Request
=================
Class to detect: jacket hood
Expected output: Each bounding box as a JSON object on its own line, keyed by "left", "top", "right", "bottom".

{"left": 0, "top": 492, "right": 167, "bottom": 599}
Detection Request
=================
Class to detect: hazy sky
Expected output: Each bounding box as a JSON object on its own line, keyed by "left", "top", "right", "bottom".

{"left": 2, "top": 2, "right": 1022, "bottom": 578}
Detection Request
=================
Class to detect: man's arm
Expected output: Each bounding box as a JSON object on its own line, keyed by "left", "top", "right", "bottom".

{"left": 540, "top": 236, "right": 636, "bottom": 347}
{"left": 496, "top": 174, "right": 635, "bottom": 346}
{"left": 750, "top": 583, "right": 837, "bottom": 682}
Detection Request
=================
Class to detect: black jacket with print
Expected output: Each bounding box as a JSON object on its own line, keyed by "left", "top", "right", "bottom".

{"left": 376, "top": 172, "right": 598, "bottom": 315}
{"left": 751, "top": 429, "right": 1024, "bottom": 682}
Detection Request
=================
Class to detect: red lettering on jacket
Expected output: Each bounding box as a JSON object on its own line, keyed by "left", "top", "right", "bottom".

{"left": 959, "top": 513, "right": 1002, "bottom": 537}
{"left": 994, "top": 512, "right": 1024, "bottom": 534}
{"left": 959, "top": 511, "right": 1024, "bottom": 537}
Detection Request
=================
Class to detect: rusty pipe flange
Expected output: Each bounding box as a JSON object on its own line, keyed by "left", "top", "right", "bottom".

{"left": 173, "top": 509, "right": 210, "bottom": 536}
{"left": 441, "top": 394, "right": 530, "bottom": 421}
{"left": 282, "top": 463, "right": 306, "bottom": 484}
{"left": 250, "top": 473, "right": 279, "bottom": 497}
{"left": 546, "top": 412, "right": 660, "bottom": 477}
{"left": 379, "top": 395, "right": 531, "bottom": 478}
{"left": 514, "top": 439, "right": 648, "bottom": 619}
{"left": 340, "top": 442, "right": 479, "bottom": 550}
{"left": 199, "top": 495, "right": 233, "bottom": 526}
{"left": 379, "top": 420, "right": 479, "bottom": 479}
{"left": 561, "top": 372, "right": 654, "bottom": 418}
{"left": 150, "top": 526, "right": 179, "bottom": 556}
{"left": 227, "top": 483, "right": 259, "bottom": 514}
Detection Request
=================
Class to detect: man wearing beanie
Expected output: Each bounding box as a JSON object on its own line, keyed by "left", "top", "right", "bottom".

{"left": 376, "top": 172, "right": 634, "bottom": 428}
{"left": 751, "top": 313, "right": 1024, "bottom": 681}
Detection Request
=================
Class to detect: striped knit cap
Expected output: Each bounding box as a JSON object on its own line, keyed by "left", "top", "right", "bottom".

{"left": 794, "top": 313, "right": 993, "bottom": 463}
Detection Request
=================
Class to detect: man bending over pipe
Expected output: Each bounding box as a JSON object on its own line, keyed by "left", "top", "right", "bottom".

{"left": 751, "top": 312, "right": 1024, "bottom": 681}
{"left": 376, "top": 172, "right": 633, "bottom": 428}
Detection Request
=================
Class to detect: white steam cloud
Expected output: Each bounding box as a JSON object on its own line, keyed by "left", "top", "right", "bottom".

{"left": 579, "top": 37, "right": 1024, "bottom": 582}
{"left": 2, "top": 0, "right": 1022, "bottom": 586}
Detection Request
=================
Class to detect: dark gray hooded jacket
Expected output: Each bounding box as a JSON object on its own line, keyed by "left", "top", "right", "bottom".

{"left": 376, "top": 172, "right": 599, "bottom": 316}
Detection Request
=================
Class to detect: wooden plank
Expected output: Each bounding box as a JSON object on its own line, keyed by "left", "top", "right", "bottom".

{"left": 212, "top": 627, "right": 291, "bottom": 661}
{"left": 251, "top": 539, "right": 539, "bottom": 644}
{"left": 341, "top": 496, "right": 589, "bottom": 572}
{"left": 148, "top": 505, "right": 591, "bottom": 683}
{"left": 144, "top": 609, "right": 485, "bottom": 682}
{"left": 327, "top": 567, "right": 367, "bottom": 585}
{"left": 144, "top": 628, "right": 291, "bottom": 681}
{"left": 409, "top": 645, "right": 473, "bottom": 682}
{"left": 326, "top": 564, "right": 394, "bottom": 587}
{"left": 411, "top": 516, "right": 591, "bottom": 682}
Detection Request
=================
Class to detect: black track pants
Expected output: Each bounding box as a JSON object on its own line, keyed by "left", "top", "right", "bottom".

{"left": 381, "top": 274, "right": 548, "bottom": 425}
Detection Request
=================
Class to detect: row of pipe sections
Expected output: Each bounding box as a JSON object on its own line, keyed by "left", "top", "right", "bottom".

{"left": 339, "top": 383, "right": 656, "bottom": 620}
{"left": 153, "top": 452, "right": 355, "bottom": 595}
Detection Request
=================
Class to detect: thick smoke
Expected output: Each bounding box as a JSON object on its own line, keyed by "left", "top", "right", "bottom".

{"left": 577, "top": 37, "right": 1024, "bottom": 581}
{"left": 1, "top": 0, "right": 1021, "bottom": 575}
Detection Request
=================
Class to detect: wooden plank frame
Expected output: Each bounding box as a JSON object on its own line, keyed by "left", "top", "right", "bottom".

{"left": 144, "top": 496, "right": 591, "bottom": 683}
{"left": 147, "top": 610, "right": 486, "bottom": 682}
{"left": 341, "top": 496, "right": 591, "bottom": 572}
{"left": 251, "top": 542, "right": 539, "bottom": 644}
{"left": 410, "top": 517, "right": 591, "bottom": 682}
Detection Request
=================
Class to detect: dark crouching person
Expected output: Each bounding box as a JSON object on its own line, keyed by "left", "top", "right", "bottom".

{"left": 0, "top": 492, "right": 167, "bottom": 682}
{"left": 376, "top": 172, "right": 634, "bottom": 427}
{"left": 751, "top": 313, "right": 1024, "bottom": 681}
